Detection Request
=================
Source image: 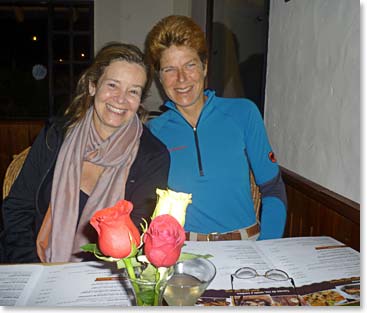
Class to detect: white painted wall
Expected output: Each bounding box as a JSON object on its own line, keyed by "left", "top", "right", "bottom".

{"left": 265, "top": 0, "right": 359, "bottom": 202}
{"left": 94, "top": 0, "right": 359, "bottom": 202}
{"left": 94, "top": 0, "right": 191, "bottom": 111}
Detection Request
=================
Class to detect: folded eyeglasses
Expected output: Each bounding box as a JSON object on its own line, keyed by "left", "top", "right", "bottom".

{"left": 230, "top": 267, "right": 301, "bottom": 306}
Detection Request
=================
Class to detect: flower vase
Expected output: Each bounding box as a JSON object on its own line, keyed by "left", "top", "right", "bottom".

{"left": 128, "top": 276, "right": 168, "bottom": 306}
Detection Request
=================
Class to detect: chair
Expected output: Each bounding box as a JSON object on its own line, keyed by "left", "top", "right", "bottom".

{"left": 2, "top": 147, "right": 31, "bottom": 199}
{"left": 250, "top": 171, "right": 261, "bottom": 221}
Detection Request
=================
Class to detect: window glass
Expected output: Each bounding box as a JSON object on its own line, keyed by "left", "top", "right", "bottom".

{"left": 0, "top": 2, "right": 93, "bottom": 119}
{"left": 74, "top": 64, "right": 89, "bottom": 88}
{"left": 74, "top": 35, "right": 90, "bottom": 62}
{"left": 53, "top": 6, "right": 70, "bottom": 31}
{"left": 53, "top": 64, "right": 70, "bottom": 95}
{"left": 0, "top": 5, "right": 49, "bottom": 118}
{"left": 53, "top": 34, "right": 70, "bottom": 62}
{"left": 73, "top": 6, "right": 90, "bottom": 31}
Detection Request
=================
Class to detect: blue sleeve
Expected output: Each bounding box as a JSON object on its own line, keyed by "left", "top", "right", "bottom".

{"left": 243, "top": 102, "right": 287, "bottom": 239}
{"left": 257, "top": 172, "right": 287, "bottom": 239}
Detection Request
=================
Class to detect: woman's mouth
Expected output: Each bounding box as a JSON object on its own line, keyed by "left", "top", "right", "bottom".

{"left": 175, "top": 86, "right": 192, "bottom": 94}
{"left": 106, "top": 103, "right": 127, "bottom": 115}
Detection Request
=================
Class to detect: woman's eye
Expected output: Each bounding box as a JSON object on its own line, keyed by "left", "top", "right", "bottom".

{"left": 162, "top": 67, "right": 175, "bottom": 73}
{"left": 129, "top": 89, "right": 141, "bottom": 97}
{"left": 107, "top": 82, "right": 116, "bottom": 88}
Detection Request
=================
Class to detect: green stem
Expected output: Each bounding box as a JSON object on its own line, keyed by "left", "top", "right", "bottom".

{"left": 154, "top": 270, "right": 161, "bottom": 306}
{"left": 123, "top": 258, "right": 143, "bottom": 306}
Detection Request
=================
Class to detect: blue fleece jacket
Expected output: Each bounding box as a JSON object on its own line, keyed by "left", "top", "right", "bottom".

{"left": 147, "top": 90, "right": 287, "bottom": 239}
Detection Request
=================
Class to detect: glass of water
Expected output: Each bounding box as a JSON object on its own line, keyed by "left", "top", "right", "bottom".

{"left": 163, "top": 257, "right": 216, "bottom": 306}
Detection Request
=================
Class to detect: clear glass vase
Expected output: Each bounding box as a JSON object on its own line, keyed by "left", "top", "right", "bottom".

{"left": 128, "top": 266, "right": 173, "bottom": 306}
{"left": 129, "top": 276, "right": 167, "bottom": 306}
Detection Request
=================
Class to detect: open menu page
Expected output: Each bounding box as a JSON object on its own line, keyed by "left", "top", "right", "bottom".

{"left": 256, "top": 236, "right": 360, "bottom": 286}
{"left": 0, "top": 264, "right": 44, "bottom": 306}
{"left": 182, "top": 236, "right": 360, "bottom": 306}
{"left": 182, "top": 236, "right": 359, "bottom": 289}
{"left": 0, "top": 262, "right": 132, "bottom": 306}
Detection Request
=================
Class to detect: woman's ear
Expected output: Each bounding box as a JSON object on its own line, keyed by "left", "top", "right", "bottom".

{"left": 203, "top": 61, "right": 208, "bottom": 77}
{"left": 88, "top": 81, "right": 96, "bottom": 96}
{"left": 156, "top": 69, "right": 162, "bottom": 83}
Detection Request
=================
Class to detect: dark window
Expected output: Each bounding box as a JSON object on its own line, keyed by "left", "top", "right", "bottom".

{"left": 0, "top": 1, "right": 94, "bottom": 119}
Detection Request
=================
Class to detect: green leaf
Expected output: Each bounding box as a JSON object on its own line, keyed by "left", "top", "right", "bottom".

{"left": 80, "top": 243, "right": 98, "bottom": 253}
{"left": 140, "top": 263, "right": 157, "bottom": 281}
{"left": 116, "top": 256, "right": 142, "bottom": 269}
{"left": 178, "top": 252, "right": 213, "bottom": 262}
{"left": 116, "top": 259, "right": 125, "bottom": 269}
{"left": 80, "top": 243, "right": 119, "bottom": 262}
{"left": 128, "top": 242, "right": 139, "bottom": 258}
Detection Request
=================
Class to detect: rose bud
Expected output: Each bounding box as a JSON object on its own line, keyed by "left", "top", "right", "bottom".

{"left": 143, "top": 214, "right": 186, "bottom": 267}
{"left": 90, "top": 200, "right": 141, "bottom": 259}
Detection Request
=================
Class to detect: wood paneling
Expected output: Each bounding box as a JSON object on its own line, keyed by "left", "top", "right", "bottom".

{"left": 0, "top": 120, "right": 44, "bottom": 193}
{"left": 281, "top": 167, "right": 360, "bottom": 251}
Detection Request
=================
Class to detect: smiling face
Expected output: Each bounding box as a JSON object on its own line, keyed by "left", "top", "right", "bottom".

{"left": 159, "top": 45, "right": 207, "bottom": 113}
{"left": 89, "top": 60, "right": 146, "bottom": 140}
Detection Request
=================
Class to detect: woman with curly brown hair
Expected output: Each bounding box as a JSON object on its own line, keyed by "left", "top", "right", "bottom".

{"left": 145, "top": 15, "right": 287, "bottom": 241}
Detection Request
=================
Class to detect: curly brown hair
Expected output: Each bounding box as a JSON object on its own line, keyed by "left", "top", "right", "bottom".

{"left": 145, "top": 15, "right": 208, "bottom": 73}
{"left": 64, "top": 42, "right": 151, "bottom": 130}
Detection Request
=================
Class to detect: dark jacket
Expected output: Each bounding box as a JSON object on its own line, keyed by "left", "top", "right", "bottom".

{"left": 0, "top": 119, "right": 170, "bottom": 263}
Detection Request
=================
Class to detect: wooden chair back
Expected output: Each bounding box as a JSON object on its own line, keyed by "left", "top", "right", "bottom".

{"left": 2, "top": 147, "right": 31, "bottom": 199}
{"left": 250, "top": 170, "right": 261, "bottom": 221}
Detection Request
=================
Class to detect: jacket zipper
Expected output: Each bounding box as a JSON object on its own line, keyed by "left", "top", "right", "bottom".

{"left": 193, "top": 127, "right": 204, "bottom": 176}
{"left": 171, "top": 105, "right": 205, "bottom": 177}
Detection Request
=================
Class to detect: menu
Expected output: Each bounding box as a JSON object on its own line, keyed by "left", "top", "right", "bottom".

{"left": 0, "top": 261, "right": 132, "bottom": 306}
{"left": 182, "top": 236, "right": 360, "bottom": 306}
{"left": 0, "top": 236, "right": 360, "bottom": 307}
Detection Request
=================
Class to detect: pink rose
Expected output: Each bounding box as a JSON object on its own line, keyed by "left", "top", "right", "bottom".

{"left": 90, "top": 200, "right": 141, "bottom": 259}
{"left": 143, "top": 214, "right": 186, "bottom": 267}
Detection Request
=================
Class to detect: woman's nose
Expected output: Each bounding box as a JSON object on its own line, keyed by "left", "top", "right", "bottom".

{"left": 177, "top": 68, "right": 187, "bottom": 82}
{"left": 114, "top": 92, "right": 126, "bottom": 103}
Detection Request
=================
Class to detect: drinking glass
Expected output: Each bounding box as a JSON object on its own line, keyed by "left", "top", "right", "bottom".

{"left": 163, "top": 257, "right": 216, "bottom": 306}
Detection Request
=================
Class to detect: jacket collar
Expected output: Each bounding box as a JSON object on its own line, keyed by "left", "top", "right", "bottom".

{"left": 164, "top": 89, "right": 216, "bottom": 118}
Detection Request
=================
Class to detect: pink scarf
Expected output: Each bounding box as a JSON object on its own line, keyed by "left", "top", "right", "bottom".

{"left": 44, "top": 107, "right": 142, "bottom": 262}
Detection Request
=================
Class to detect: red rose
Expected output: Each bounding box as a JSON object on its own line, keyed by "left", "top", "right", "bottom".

{"left": 90, "top": 200, "right": 141, "bottom": 259}
{"left": 143, "top": 214, "right": 186, "bottom": 267}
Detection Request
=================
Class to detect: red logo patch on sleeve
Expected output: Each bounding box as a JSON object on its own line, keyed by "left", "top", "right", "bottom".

{"left": 268, "top": 151, "right": 277, "bottom": 163}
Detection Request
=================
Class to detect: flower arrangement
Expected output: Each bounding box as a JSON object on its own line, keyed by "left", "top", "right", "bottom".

{"left": 81, "top": 188, "right": 209, "bottom": 306}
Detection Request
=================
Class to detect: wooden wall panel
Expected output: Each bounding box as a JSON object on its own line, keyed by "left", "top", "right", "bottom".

{"left": 282, "top": 167, "right": 360, "bottom": 251}
{"left": 0, "top": 120, "right": 44, "bottom": 194}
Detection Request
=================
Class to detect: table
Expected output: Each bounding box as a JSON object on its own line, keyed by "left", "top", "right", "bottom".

{"left": 0, "top": 236, "right": 360, "bottom": 306}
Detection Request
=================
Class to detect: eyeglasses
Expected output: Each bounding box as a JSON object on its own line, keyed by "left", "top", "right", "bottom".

{"left": 230, "top": 267, "right": 301, "bottom": 306}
